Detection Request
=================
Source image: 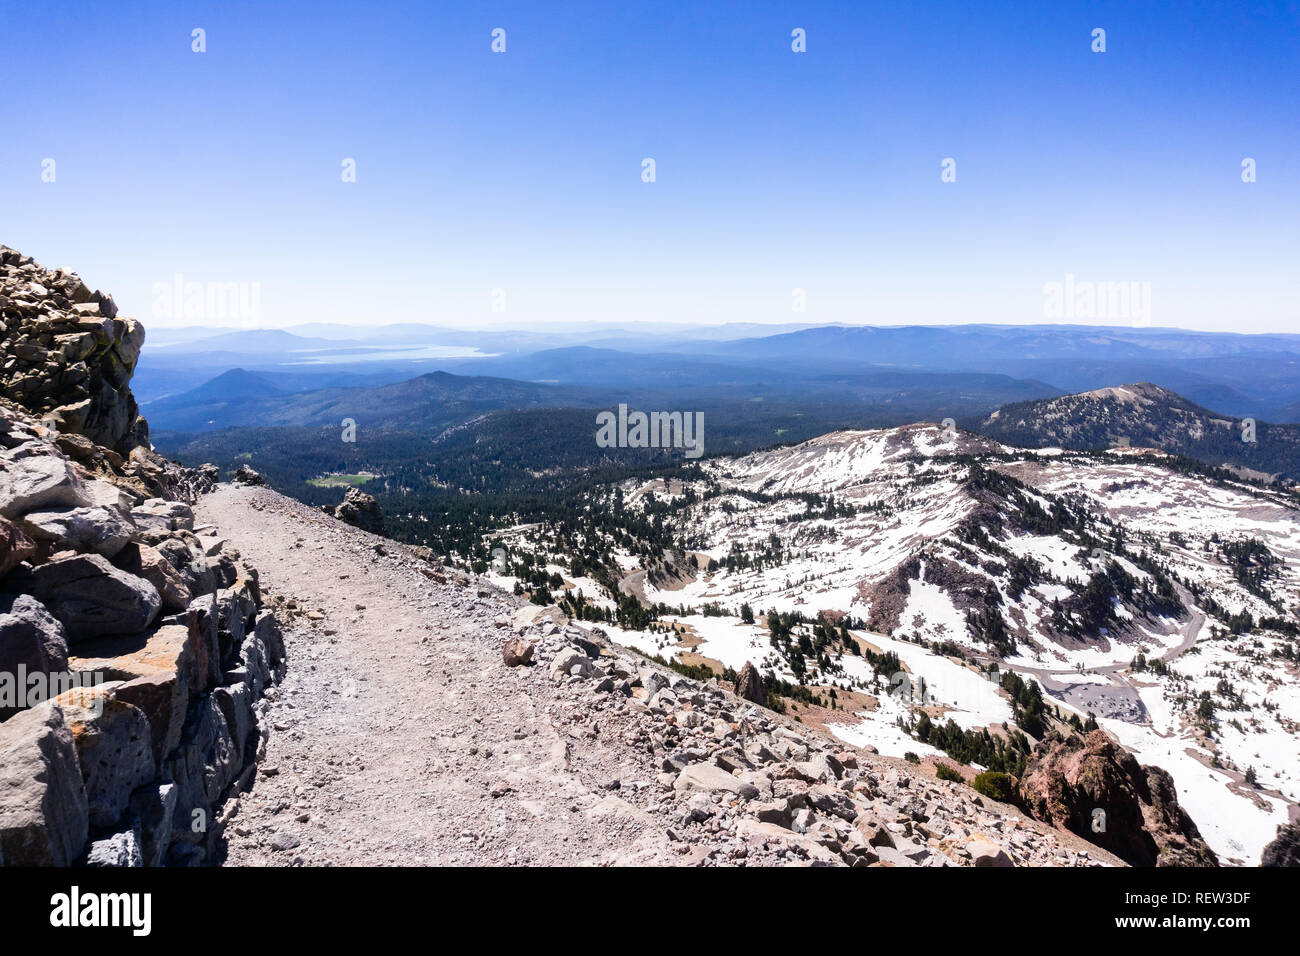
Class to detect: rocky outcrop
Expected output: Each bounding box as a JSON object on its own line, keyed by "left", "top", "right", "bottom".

{"left": 0, "top": 593, "right": 69, "bottom": 721}
{"left": 324, "top": 487, "right": 385, "bottom": 535}
{"left": 231, "top": 465, "right": 264, "bottom": 487}
{"left": 1016, "top": 730, "right": 1217, "bottom": 867}
{"left": 0, "top": 400, "right": 286, "bottom": 866}
{"left": 1, "top": 246, "right": 145, "bottom": 454}
{"left": 1261, "top": 820, "right": 1300, "bottom": 866}
{"left": 0, "top": 702, "right": 89, "bottom": 865}
{"left": 735, "top": 661, "right": 767, "bottom": 706}
{"left": 0, "top": 246, "right": 287, "bottom": 867}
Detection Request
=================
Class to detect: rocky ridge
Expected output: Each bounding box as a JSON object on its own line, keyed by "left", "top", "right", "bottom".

{"left": 1, "top": 246, "right": 146, "bottom": 454}
{"left": 0, "top": 247, "right": 286, "bottom": 866}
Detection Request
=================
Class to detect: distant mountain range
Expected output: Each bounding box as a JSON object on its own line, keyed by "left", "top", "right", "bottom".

{"left": 134, "top": 322, "right": 1300, "bottom": 424}
{"left": 144, "top": 368, "right": 612, "bottom": 433}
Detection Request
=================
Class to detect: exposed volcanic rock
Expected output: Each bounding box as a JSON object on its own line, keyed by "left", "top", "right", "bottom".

{"left": 232, "top": 465, "right": 264, "bottom": 486}
{"left": 1261, "top": 820, "right": 1300, "bottom": 866}
{"left": 735, "top": 661, "right": 767, "bottom": 706}
{"left": 0, "top": 246, "right": 145, "bottom": 454}
{"left": 0, "top": 246, "right": 286, "bottom": 867}
{"left": 323, "top": 486, "right": 385, "bottom": 535}
{"left": 1017, "top": 731, "right": 1218, "bottom": 867}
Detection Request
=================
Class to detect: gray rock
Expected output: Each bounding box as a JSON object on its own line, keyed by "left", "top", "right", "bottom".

{"left": 166, "top": 696, "right": 238, "bottom": 850}
{"left": 327, "top": 487, "right": 384, "bottom": 535}
{"left": 0, "top": 453, "right": 89, "bottom": 519}
{"left": 31, "top": 553, "right": 161, "bottom": 640}
{"left": 0, "top": 702, "right": 89, "bottom": 865}
{"left": 673, "top": 763, "right": 742, "bottom": 794}
{"left": 20, "top": 504, "right": 135, "bottom": 557}
{"left": 0, "top": 594, "right": 69, "bottom": 719}
{"left": 231, "top": 465, "right": 264, "bottom": 486}
{"left": 270, "top": 829, "right": 300, "bottom": 851}
{"left": 874, "top": 845, "right": 919, "bottom": 867}
{"left": 84, "top": 826, "right": 144, "bottom": 867}
{"left": 213, "top": 681, "right": 256, "bottom": 762}
{"left": 968, "top": 838, "right": 1015, "bottom": 867}
{"left": 110, "top": 542, "right": 191, "bottom": 611}
{"left": 155, "top": 537, "right": 215, "bottom": 598}
{"left": 128, "top": 782, "right": 177, "bottom": 867}
{"left": 735, "top": 661, "right": 768, "bottom": 706}
{"left": 238, "top": 632, "right": 271, "bottom": 698}
{"left": 549, "top": 648, "right": 591, "bottom": 680}
{"left": 130, "top": 499, "right": 194, "bottom": 532}
{"left": 642, "top": 670, "right": 669, "bottom": 697}
{"left": 254, "top": 611, "right": 286, "bottom": 671}
{"left": 59, "top": 685, "right": 157, "bottom": 829}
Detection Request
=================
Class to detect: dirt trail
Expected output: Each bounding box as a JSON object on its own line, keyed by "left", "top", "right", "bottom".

{"left": 196, "top": 484, "right": 677, "bottom": 866}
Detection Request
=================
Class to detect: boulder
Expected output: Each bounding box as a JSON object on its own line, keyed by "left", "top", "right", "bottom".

{"left": 213, "top": 681, "right": 256, "bottom": 762}
{"left": 0, "top": 593, "right": 69, "bottom": 720}
{"left": 31, "top": 553, "right": 161, "bottom": 640}
{"left": 231, "top": 465, "right": 264, "bottom": 486}
{"left": 69, "top": 623, "right": 205, "bottom": 763}
{"left": 84, "top": 826, "right": 144, "bottom": 867}
{"left": 0, "top": 453, "right": 90, "bottom": 518}
{"left": 130, "top": 498, "right": 194, "bottom": 532}
{"left": 128, "top": 782, "right": 177, "bottom": 867}
{"left": 1261, "top": 820, "right": 1300, "bottom": 867}
{"left": 19, "top": 504, "right": 135, "bottom": 557}
{"left": 111, "top": 542, "right": 190, "bottom": 611}
{"left": 0, "top": 702, "right": 89, "bottom": 865}
{"left": 154, "top": 536, "right": 216, "bottom": 597}
{"left": 165, "top": 696, "right": 239, "bottom": 853}
{"left": 734, "top": 818, "right": 843, "bottom": 866}
{"left": 238, "top": 631, "right": 271, "bottom": 699}
{"left": 853, "top": 811, "right": 896, "bottom": 848}
{"left": 56, "top": 684, "right": 156, "bottom": 829}
{"left": 254, "top": 610, "right": 286, "bottom": 670}
{"left": 511, "top": 604, "right": 567, "bottom": 631}
{"left": 550, "top": 648, "right": 592, "bottom": 680}
{"left": 673, "top": 763, "right": 742, "bottom": 794}
{"left": 967, "top": 838, "right": 1015, "bottom": 867}
{"left": 502, "top": 637, "right": 534, "bottom": 667}
{"left": 327, "top": 487, "right": 385, "bottom": 535}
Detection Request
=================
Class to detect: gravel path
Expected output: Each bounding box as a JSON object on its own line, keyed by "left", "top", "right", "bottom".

{"left": 196, "top": 485, "right": 678, "bottom": 866}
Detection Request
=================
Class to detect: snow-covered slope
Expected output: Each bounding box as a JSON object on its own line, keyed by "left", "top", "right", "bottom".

{"left": 483, "top": 423, "right": 1300, "bottom": 864}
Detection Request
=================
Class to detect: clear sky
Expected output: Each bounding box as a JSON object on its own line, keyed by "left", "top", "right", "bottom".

{"left": 3, "top": 0, "right": 1297, "bottom": 332}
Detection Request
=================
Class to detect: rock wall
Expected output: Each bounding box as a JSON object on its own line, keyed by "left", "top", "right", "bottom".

{"left": 0, "top": 247, "right": 285, "bottom": 866}
{"left": 1, "top": 246, "right": 147, "bottom": 454}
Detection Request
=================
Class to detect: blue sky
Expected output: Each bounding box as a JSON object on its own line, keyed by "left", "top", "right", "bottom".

{"left": 2, "top": 0, "right": 1297, "bottom": 332}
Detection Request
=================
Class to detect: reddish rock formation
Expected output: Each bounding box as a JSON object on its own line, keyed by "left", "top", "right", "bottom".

{"left": 1017, "top": 730, "right": 1217, "bottom": 867}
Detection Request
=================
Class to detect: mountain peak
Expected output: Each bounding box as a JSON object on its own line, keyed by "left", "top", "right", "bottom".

{"left": 979, "top": 382, "right": 1300, "bottom": 482}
